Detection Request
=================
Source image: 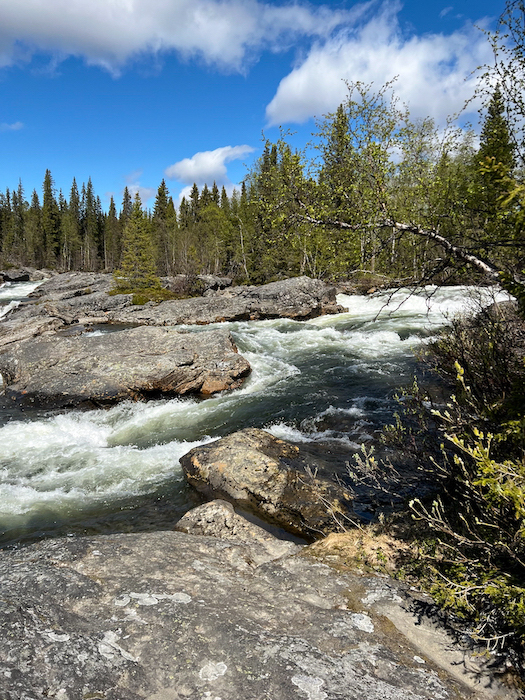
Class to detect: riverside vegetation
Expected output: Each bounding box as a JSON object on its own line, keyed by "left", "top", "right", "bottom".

{"left": 2, "top": 0, "right": 525, "bottom": 682}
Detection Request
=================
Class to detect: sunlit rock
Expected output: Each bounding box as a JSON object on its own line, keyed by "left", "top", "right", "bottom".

{"left": 180, "top": 428, "right": 354, "bottom": 540}
{"left": 0, "top": 326, "right": 250, "bottom": 408}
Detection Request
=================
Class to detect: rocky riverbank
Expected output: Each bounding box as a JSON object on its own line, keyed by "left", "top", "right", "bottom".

{"left": 1, "top": 272, "right": 518, "bottom": 698}
{"left": 0, "top": 499, "right": 517, "bottom": 700}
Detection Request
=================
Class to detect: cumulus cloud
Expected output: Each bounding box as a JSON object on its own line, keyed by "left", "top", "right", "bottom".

{"left": 165, "top": 145, "right": 255, "bottom": 185}
{"left": 0, "top": 121, "right": 23, "bottom": 131}
{"left": 265, "top": 2, "right": 493, "bottom": 126}
{"left": 0, "top": 0, "right": 363, "bottom": 74}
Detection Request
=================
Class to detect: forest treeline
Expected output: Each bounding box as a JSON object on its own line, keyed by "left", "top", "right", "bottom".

{"left": 0, "top": 81, "right": 522, "bottom": 288}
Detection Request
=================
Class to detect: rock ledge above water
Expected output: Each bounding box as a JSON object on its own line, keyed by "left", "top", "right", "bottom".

{"left": 0, "top": 509, "right": 515, "bottom": 700}
{"left": 0, "top": 326, "right": 250, "bottom": 408}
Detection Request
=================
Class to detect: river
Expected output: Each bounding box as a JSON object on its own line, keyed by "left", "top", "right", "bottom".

{"left": 0, "top": 281, "right": 511, "bottom": 547}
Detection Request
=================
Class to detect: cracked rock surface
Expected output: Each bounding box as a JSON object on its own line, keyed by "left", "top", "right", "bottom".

{"left": 0, "top": 326, "right": 250, "bottom": 408}
{"left": 0, "top": 507, "right": 516, "bottom": 700}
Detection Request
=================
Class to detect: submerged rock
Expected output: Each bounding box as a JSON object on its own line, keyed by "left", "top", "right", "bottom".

{"left": 0, "top": 326, "right": 250, "bottom": 408}
{"left": 0, "top": 518, "right": 512, "bottom": 700}
{"left": 180, "top": 428, "right": 354, "bottom": 539}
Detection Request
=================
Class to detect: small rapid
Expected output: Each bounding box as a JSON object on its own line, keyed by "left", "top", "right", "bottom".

{"left": 0, "top": 284, "right": 512, "bottom": 545}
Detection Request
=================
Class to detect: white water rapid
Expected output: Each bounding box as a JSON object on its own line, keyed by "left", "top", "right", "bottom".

{"left": 0, "top": 284, "right": 512, "bottom": 545}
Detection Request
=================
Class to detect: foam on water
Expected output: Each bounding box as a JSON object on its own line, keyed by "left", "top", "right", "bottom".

{"left": 0, "top": 280, "right": 42, "bottom": 301}
{"left": 0, "top": 283, "right": 513, "bottom": 542}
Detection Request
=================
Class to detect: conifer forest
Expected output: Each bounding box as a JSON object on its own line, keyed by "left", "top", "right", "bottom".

{"left": 0, "top": 79, "right": 522, "bottom": 291}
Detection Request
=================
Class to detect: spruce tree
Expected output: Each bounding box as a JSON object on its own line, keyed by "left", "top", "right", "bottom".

{"left": 41, "top": 170, "right": 60, "bottom": 267}
{"left": 114, "top": 193, "right": 161, "bottom": 292}
{"left": 103, "top": 196, "right": 121, "bottom": 271}
{"left": 472, "top": 85, "right": 516, "bottom": 257}
{"left": 81, "top": 178, "right": 100, "bottom": 270}
{"left": 189, "top": 183, "right": 200, "bottom": 221}
{"left": 476, "top": 85, "right": 515, "bottom": 210}
{"left": 200, "top": 183, "right": 212, "bottom": 209}
{"left": 120, "top": 186, "right": 133, "bottom": 230}
{"left": 60, "top": 178, "right": 82, "bottom": 270}
{"left": 220, "top": 186, "right": 230, "bottom": 213}
{"left": 0, "top": 188, "right": 13, "bottom": 260}
{"left": 152, "top": 179, "right": 170, "bottom": 275}
{"left": 479, "top": 86, "right": 515, "bottom": 171}
{"left": 211, "top": 181, "right": 220, "bottom": 206}
{"left": 26, "top": 190, "right": 44, "bottom": 267}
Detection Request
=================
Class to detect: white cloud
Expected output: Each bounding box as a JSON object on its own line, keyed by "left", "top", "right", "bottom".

{"left": 0, "top": 0, "right": 363, "bottom": 74}
{"left": 0, "top": 121, "right": 23, "bottom": 131}
{"left": 124, "top": 170, "right": 156, "bottom": 204}
{"left": 265, "top": 2, "right": 493, "bottom": 127}
{"left": 165, "top": 145, "right": 255, "bottom": 185}
{"left": 439, "top": 6, "right": 453, "bottom": 18}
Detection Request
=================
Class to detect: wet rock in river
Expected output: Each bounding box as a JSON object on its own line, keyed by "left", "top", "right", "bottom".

{"left": 107, "top": 275, "right": 346, "bottom": 325}
{"left": 0, "top": 326, "right": 250, "bottom": 408}
{"left": 180, "top": 427, "right": 355, "bottom": 540}
{"left": 3, "top": 272, "right": 345, "bottom": 328}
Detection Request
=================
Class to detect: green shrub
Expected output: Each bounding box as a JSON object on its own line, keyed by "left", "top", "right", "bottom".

{"left": 372, "top": 301, "right": 525, "bottom": 673}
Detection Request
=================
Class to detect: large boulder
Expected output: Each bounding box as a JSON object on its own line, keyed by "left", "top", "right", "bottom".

{"left": 0, "top": 266, "right": 52, "bottom": 282}
{"left": 0, "top": 268, "right": 30, "bottom": 282}
{"left": 108, "top": 275, "right": 345, "bottom": 325}
{"left": 180, "top": 428, "right": 354, "bottom": 539}
{"left": 0, "top": 326, "right": 250, "bottom": 408}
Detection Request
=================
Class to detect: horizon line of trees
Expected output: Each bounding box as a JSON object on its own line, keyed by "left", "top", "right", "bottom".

{"left": 0, "top": 80, "right": 522, "bottom": 291}
{"left": 0, "top": 172, "right": 260, "bottom": 281}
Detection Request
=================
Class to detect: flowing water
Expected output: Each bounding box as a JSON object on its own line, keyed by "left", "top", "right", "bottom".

{"left": 0, "top": 282, "right": 512, "bottom": 546}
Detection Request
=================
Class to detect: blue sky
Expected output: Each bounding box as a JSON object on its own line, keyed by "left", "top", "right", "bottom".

{"left": 0, "top": 0, "right": 502, "bottom": 210}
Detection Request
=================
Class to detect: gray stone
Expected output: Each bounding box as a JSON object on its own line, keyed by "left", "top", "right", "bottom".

{"left": 108, "top": 275, "right": 345, "bottom": 325}
{"left": 0, "top": 274, "right": 345, "bottom": 351}
{"left": 0, "top": 267, "right": 30, "bottom": 282}
{"left": 0, "top": 326, "right": 250, "bottom": 408}
{"left": 175, "top": 499, "right": 301, "bottom": 563}
{"left": 180, "top": 428, "right": 355, "bottom": 540}
{"left": 0, "top": 525, "right": 511, "bottom": 700}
